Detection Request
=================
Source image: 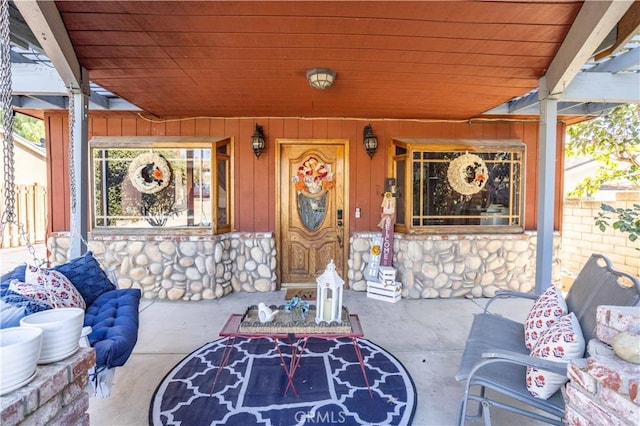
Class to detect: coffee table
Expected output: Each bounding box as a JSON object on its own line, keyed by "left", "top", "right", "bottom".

{"left": 212, "top": 313, "right": 371, "bottom": 398}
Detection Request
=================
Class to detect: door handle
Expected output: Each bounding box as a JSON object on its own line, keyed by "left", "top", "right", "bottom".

{"left": 336, "top": 209, "right": 343, "bottom": 247}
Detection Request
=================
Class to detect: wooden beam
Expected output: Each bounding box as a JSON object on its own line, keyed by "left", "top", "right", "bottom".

{"left": 541, "top": 1, "right": 633, "bottom": 98}
{"left": 561, "top": 73, "right": 640, "bottom": 103}
{"left": 483, "top": 44, "right": 639, "bottom": 115}
{"left": 11, "top": 62, "right": 67, "bottom": 95}
{"left": 484, "top": 74, "right": 638, "bottom": 115}
{"left": 14, "top": 0, "right": 89, "bottom": 94}
{"left": 589, "top": 45, "right": 640, "bottom": 73}
{"left": 595, "top": 1, "right": 640, "bottom": 60}
{"left": 12, "top": 62, "right": 141, "bottom": 110}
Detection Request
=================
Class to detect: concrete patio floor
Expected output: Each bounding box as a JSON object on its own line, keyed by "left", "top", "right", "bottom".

{"left": 87, "top": 290, "right": 550, "bottom": 426}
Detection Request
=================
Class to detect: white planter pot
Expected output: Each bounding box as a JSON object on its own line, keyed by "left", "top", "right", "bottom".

{"left": 0, "top": 327, "right": 43, "bottom": 395}
{"left": 20, "top": 307, "right": 84, "bottom": 364}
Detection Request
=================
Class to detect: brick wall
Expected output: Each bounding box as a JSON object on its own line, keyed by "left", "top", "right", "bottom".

{"left": 0, "top": 348, "right": 95, "bottom": 426}
{"left": 562, "top": 192, "right": 639, "bottom": 278}
{"left": 565, "top": 306, "right": 640, "bottom": 425}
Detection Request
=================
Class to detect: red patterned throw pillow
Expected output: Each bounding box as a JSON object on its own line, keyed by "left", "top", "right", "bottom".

{"left": 524, "top": 285, "right": 567, "bottom": 350}
{"left": 23, "top": 266, "right": 86, "bottom": 310}
{"left": 526, "top": 313, "right": 585, "bottom": 400}
{"left": 9, "top": 279, "right": 53, "bottom": 307}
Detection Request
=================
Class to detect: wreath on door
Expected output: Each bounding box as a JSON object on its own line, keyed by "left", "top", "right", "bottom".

{"left": 128, "top": 152, "right": 172, "bottom": 194}
{"left": 447, "top": 153, "right": 488, "bottom": 195}
{"left": 291, "top": 156, "right": 335, "bottom": 194}
{"left": 291, "top": 156, "right": 335, "bottom": 231}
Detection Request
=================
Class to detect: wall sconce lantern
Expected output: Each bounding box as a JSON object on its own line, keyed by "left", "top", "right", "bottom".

{"left": 251, "top": 124, "right": 265, "bottom": 159}
{"left": 315, "top": 259, "right": 344, "bottom": 324}
{"left": 363, "top": 124, "right": 378, "bottom": 159}
{"left": 306, "top": 68, "right": 336, "bottom": 90}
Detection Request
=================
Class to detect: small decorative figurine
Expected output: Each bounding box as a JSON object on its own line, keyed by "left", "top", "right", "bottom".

{"left": 257, "top": 303, "right": 279, "bottom": 323}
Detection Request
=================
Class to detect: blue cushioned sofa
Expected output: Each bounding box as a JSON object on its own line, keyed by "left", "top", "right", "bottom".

{"left": 0, "top": 251, "right": 141, "bottom": 372}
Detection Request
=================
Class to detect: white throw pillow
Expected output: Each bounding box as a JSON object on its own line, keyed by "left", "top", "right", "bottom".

{"left": 24, "top": 266, "right": 86, "bottom": 310}
{"left": 526, "top": 313, "right": 585, "bottom": 400}
{"left": 524, "top": 285, "right": 567, "bottom": 350}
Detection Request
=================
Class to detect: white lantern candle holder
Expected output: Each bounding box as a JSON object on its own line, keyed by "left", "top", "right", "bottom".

{"left": 315, "top": 259, "right": 344, "bottom": 324}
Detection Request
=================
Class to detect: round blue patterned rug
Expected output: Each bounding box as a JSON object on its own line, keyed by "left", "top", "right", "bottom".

{"left": 149, "top": 337, "right": 416, "bottom": 425}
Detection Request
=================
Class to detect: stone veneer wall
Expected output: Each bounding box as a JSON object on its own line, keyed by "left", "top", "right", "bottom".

{"left": 0, "top": 348, "right": 95, "bottom": 426}
{"left": 348, "top": 231, "right": 561, "bottom": 298}
{"left": 47, "top": 232, "right": 277, "bottom": 301}
{"left": 565, "top": 306, "right": 640, "bottom": 425}
{"left": 48, "top": 231, "right": 560, "bottom": 301}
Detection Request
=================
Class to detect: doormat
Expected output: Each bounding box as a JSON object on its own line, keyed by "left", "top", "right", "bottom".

{"left": 149, "top": 337, "right": 416, "bottom": 425}
{"left": 285, "top": 287, "right": 317, "bottom": 301}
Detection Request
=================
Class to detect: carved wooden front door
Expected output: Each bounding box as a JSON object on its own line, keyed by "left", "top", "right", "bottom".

{"left": 279, "top": 141, "right": 346, "bottom": 285}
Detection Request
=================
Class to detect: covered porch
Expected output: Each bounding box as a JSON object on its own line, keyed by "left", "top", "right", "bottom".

{"left": 7, "top": 0, "right": 639, "bottom": 298}
{"left": 88, "top": 289, "right": 539, "bottom": 425}
{"left": 3, "top": 1, "right": 640, "bottom": 425}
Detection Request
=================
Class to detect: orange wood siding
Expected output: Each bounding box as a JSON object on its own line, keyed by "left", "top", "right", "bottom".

{"left": 44, "top": 112, "right": 565, "bottom": 236}
{"left": 44, "top": 114, "right": 70, "bottom": 234}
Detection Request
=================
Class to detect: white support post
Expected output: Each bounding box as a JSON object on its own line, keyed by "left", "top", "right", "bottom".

{"left": 535, "top": 93, "right": 558, "bottom": 295}
{"left": 69, "top": 88, "right": 88, "bottom": 259}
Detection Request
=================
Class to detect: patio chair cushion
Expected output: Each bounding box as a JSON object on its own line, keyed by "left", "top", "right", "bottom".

{"left": 84, "top": 288, "right": 141, "bottom": 369}
{"left": 526, "top": 313, "right": 585, "bottom": 399}
{"left": 1, "top": 255, "right": 141, "bottom": 371}
{"left": 52, "top": 251, "right": 116, "bottom": 306}
{"left": 523, "top": 285, "right": 567, "bottom": 350}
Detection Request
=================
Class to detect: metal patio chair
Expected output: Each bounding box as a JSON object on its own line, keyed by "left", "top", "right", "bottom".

{"left": 455, "top": 254, "right": 640, "bottom": 425}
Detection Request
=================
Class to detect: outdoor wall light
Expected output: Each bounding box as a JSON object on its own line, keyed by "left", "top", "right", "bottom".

{"left": 251, "top": 124, "right": 265, "bottom": 159}
{"left": 363, "top": 124, "right": 378, "bottom": 159}
{"left": 306, "top": 68, "right": 336, "bottom": 90}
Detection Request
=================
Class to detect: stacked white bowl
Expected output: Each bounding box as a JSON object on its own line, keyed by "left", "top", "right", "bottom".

{"left": 0, "top": 327, "right": 43, "bottom": 395}
{"left": 20, "top": 307, "right": 85, "bottom": 364}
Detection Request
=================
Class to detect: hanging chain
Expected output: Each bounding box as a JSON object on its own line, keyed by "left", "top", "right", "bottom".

{"left": 68, "top": 90, "right": 76, "bottom": 214}
{"left": 1, "top": 0, "right": 16, "bottom": 226}
{"left": 67, "top": 89, "right": 89, "bottom": 251}
{"left": 68, "top": 88, "right": 84, "bottom": 249}
{"left": 0, "top": 0, "right": 43, "bottom": 265}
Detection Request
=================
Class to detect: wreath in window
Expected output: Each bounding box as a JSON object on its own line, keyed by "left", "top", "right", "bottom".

{"left": 447, "top": 153, "right": 488, "bottom": 195}
{"left": 128, "top": 152, "right": 172, "bottom": 194}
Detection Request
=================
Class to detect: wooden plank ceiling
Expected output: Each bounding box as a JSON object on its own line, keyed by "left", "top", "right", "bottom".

{"left": 54, "top": 1, "right": 583, "bottom": 120}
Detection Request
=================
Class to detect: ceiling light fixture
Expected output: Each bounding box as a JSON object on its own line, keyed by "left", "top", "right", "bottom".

{"left": 306, "top": 68, "right": 336, "bottom": 90}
